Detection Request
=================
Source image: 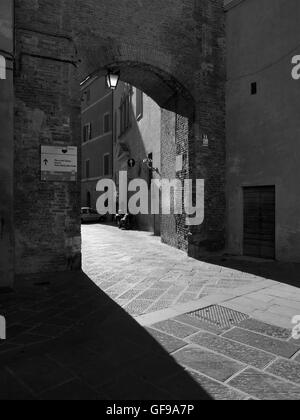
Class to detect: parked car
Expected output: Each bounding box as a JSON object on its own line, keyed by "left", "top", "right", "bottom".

{"left": 81, "top": 207, "right": 105, "bottom": 224}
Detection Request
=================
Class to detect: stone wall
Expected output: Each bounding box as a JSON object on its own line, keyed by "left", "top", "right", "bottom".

{"left": 14, "top": 4, "right": 82, "bottom": 273}
{"left": 0, "top": 0, "right": 14, "bottom": 286}
{"left": 226, "top": 0, "right": 300, "bottom": 262}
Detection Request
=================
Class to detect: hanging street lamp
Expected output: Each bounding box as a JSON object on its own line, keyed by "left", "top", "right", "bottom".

{"left": 106, "top": 70, "right": 120, "bottom": 90}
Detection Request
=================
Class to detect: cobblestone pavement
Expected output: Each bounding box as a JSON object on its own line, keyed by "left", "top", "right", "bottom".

{"left": 0, "top": 224, "right": 299, "bottom": 399}
{"left": 146, "top": 308, "right": 300, "bottom": 400}
{"left": 82, "top": 225, "right": 261, "bottom": 316}
{"left": 82, "top": 224, "right": 300, "bottom": 329}
{"left": 0, "top": 271, "right": 299, "bottom": 400}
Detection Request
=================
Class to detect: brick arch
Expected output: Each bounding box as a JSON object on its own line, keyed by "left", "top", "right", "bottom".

{"left": 79, "top": 58, "right": 195, "bottom": 118}
{"left": 12, "top": 0, "right": 226, "bottom": 276}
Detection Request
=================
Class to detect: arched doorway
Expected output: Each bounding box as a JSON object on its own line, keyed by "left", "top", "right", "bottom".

{"left": 79, "top": 61, "right": 195, "bottom": 250}
{"left": 12, "top": 0, "right": 226, "bottom": 277}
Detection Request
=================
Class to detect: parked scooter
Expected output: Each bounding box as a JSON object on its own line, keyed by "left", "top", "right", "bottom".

{"left": 116, "top": 212, "right": 135, "bottom": 230}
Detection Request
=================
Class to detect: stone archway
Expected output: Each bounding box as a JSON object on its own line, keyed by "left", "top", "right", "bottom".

{"left": 79, "top": 58, "right": 196, "bottom": 253}
{"left": 12, "top": 0, "right": 226, "bottom": 278}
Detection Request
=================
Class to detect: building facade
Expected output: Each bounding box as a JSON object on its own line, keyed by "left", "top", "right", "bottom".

{"left": 225, "top": 0, "right": 300, "bottom": 262}
{"left": 81, "top": 77, "right": 113, "bottom": 209}
{"left": 81, "top": 77, "right": 162, "bottom": 234}
{"left": 113, "top": 82, "right": 161, "bottom": 235}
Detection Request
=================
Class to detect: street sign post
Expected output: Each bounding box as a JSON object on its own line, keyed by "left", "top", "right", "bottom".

{"left": 41, "top": 146, "right": 78, "bottom": 182}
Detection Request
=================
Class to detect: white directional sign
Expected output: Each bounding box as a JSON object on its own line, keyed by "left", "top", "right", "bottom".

{"left": 41, "top": 146, "right": 78, "bottom": 182}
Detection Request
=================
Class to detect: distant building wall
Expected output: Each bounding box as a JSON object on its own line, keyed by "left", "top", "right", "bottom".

{"left": 114, "top": 82, "right": 161, "bottom": 234}
{"left": 226, "top": 0, "right": 300, "bottom": 261}
{"left": 81, "top": 77, "right": 113, "bottom": 210}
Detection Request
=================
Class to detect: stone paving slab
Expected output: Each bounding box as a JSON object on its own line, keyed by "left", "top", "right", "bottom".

{"left": 173, "top": 346, "right": 245, "bottom": 382}
{"left": 174, "top": 314, "right": 228, "bottom": 335}
{"left": 227, "top": 368, "right": 300, "bottom": 400}
{"left": 148, "top": 299, "right": 174, "bottom": 312}
{"left": 146, "top": 328, "right": 188, "bottom": 353}
{"left": 6, "top": 355, "right": 74, "bottom": 395}
{"left": 0, "top": 368, "right": 35, "bottom": 400}
{"left": 9, "top": 333, "right": 51, "bottom": 347}
{"left": 29, "top": 323, "right": 69, "bottom": 339}
{"left": 248, "top": 310, "right": 296, "bottom": 330}
{"left": 151, "top": 319, "right": 199, "bottom": 339}
{"left": 98, "top": 372, "right": 175, "bottom": 401}
{"left": 237, "top": 318, "right": 292, "bottom": 340}
{"left": 156, "top": 372, "right": 213, "bottom": 400}
{"left": 188, "top": 371, "right": 249, "bottom": 401}
{"left": 266, "top": 358, "right": 300, "bottom": 385}
{"left": 223, "top": 328, "right": 299, "bottom": 358}
{"left": 0, "top": 343, "right": 20, "bottom": 356}
{"left": 39, "top": 379, "right": 104, "bottom": 401}
{"left": 189, "top": 331, "right": 276, "bottom": 369}
{"left": 124, "top": 299, "right": 153, "bottom": 315}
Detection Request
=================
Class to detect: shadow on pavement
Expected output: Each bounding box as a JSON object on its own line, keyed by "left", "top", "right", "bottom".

{"left": 0, "top": 271, "right": 212, "bottom": 400}
{"left": 198, "top": 256, "right": 300, "bottom": 289}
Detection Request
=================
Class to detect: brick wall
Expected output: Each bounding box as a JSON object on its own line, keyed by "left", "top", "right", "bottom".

{"left": 161, "top": 110, "right": 177, "bottom": 248}
{"left": 14, "top": 4, "right": 82, "bottom": 273}
{"left": 13, "top": 0, "right": 225, "bottom": 274}
{"left": 0, "top": 0, "right": 14, "bottom": 286}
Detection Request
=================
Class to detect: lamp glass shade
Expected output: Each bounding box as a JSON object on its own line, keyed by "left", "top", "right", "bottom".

{"left": 106, "top": 72, "right": 120, "bottom": 90}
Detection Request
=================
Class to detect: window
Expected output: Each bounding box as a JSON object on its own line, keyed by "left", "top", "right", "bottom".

{"left": 136, "top": 89, "right": 143, "bottom": 121}
{"left": 103, "top": 113, "right": 111, "bottom": 134}
{"left": 83, "top": 123, "right": 92, "bottom": 143}
{"left": 103, "top": 154, "right": 111, "bottom": 176}
{"left": 85, "top": 160, "right": 90, "bottom": 178}
{"left": 119, "top": 92, "right": 131, "bottom": 136}
{"left": 251, "top": 82, "right": 257, "bottom": 95}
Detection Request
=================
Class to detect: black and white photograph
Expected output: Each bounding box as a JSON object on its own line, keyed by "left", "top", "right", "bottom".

{"left": 0, "top": 0, "right": 300, "bottom": 403}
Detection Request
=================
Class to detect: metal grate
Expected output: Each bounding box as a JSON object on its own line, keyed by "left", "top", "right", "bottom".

{"left": 188, "top": 305, "right": 249, "bottom": 329}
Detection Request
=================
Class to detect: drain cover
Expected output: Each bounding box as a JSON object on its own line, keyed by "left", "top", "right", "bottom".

{"left": 188, "top": 305, "right": 249, "bottom": 329}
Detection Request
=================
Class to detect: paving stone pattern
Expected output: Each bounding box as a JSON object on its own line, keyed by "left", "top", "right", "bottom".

{"left": 82, "top": 225, "right": 264, "bottom": 316}
{"left": 0, "top": 226, "right": 299, "bottom": 399}
{"left": 149, "top": 313, "right": 300, "bottom": 400}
